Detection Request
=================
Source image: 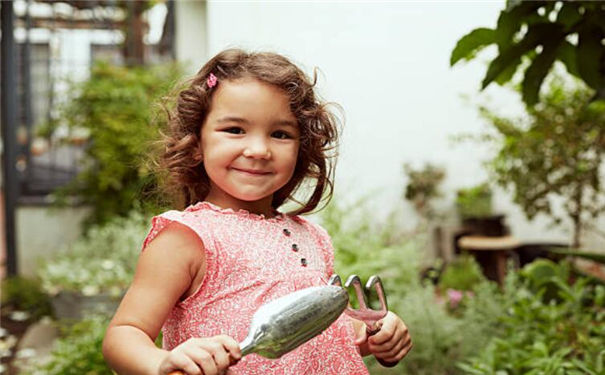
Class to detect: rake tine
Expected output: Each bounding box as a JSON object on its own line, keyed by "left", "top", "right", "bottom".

{"left": 365, "top": 275, "right": 388, "bottom": 313}
{"left": 344, "top": 274, "right": 368, "bottom": 309}
{"left": 328, "top": 274, "right": 342, "bottom": 286}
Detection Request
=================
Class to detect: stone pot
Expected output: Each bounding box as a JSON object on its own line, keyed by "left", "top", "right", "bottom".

{"left": 51, "top": 291, "right": 121, "bottom": 320}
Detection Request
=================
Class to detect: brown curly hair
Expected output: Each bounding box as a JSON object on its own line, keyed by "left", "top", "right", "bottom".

{"left": 158, "top": 49, "right": 341, "bottom": 216}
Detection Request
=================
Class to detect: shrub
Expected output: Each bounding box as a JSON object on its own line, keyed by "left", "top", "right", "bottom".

{"left": 458, "top": 260, "right": 605, "bottom": 374}
{"left": 1, "top": 277, "right": 52, "bottom": 320}
{"left": 38, "top": 211, "right": 149, "bottom": 297}
{"left": 455, "top": 183, "right": 492, "bottom": 219}
{"left": 53, "top": 61, "right": 183, "bottom": 228}
{"left": 438, "top": 254, "right": 486, "bottom": 292}
{"left": 26, "top": 316, "right": 113, "bottom": 375}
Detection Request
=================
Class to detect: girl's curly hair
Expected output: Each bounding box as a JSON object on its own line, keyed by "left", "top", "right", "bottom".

{"left": 158, "top": 49, "right": 341, "bottom": 216}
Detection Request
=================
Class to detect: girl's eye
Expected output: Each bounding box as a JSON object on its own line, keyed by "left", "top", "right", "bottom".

{"left": 272, "top": 131, "right": 292, "bottom": 140}
{"left": 223, "top": 127, "right": 244, "bottom": 135}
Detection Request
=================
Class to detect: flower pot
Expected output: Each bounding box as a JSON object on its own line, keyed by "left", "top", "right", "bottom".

{"left": 51, "top": 291, "right": 121, "bottom": 320}
{"left": 461, "top": 215, "right": 507, "bottom": 237}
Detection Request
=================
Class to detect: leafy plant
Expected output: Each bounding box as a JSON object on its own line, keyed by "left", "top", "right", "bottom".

{"left": 26, "top": 316, "right": 114, "bottom": 375}
{"left": 477, "top": 77, "right": 605, "bottom": 247}
{"left": 455, "top": 183, "right": 493, "bottom": 219}
{"left": 38, "top": 211, "right": 148, "bottom": 297}
{"left": 451, "top": 1, "right": 605, "bottom": 106}
{"left": 403, "top": 163, "right": 446, "bottom": 220}
{"left": 458, "top": 260, "right": 605, "bottom": 374}
{"left": 53, "top": 61, "right": 183, "bottom": 228}
{"left": 1, "top": 277, "right": 52, "bottom": 320}
{"left": 438, "top": 254, "right": 486, "bottom": 292}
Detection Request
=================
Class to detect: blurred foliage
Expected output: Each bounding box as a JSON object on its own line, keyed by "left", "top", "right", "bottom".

{"left": 53, "top": 61, "right": 183, "bottom": 228}
{"left": 26, "top": 316, "right": 114, "bottom": 375}
{"left": 38, "top": 211, "right": 148, "bottom": 297}
{"left": 320, "top": 198, "right": 505, "bottom": 375}
{"left": 438, "top": 254, "right": 487, "bottom": 292}
{"left": 478, "top": 77, "right": 605, "bottom": 247}
{"left": 455, "top": 183, "right": 493, "bottom": 219}
{"left": 458, "top": 260, "right": 605, "bottom": 374}
{"left": 403, "top": 163, "right": 446, "bottom": 220}
{"left": 451, "top": 1, "right": 605, "bottom": 106}
{"left": 1, "top": 277, "right": 52, "bottom": 320}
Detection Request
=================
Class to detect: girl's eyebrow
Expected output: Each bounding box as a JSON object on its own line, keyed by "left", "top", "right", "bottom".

{"left": 216, "top": 116, "right": 297, "bottom": 128}
{"left": 216, "top": 116, "right": 248, "bottom": 124}
{"left": 274, "top": 120, "right": 298, "bottom": 128}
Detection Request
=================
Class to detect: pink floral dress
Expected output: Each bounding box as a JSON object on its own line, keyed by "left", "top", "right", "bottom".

{"left": 142, "top": 201, "right": 369, "bottom": 375}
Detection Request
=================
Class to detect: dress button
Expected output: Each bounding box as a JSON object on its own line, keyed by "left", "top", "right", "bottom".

{"left": 283, "top": 228, "right": 291, "bottom": 236}
{"left": 292, "top": 244, "right": 298, "bottom": 252}
{"left": 301, "top": 258, "right": 307, "bottom": 267}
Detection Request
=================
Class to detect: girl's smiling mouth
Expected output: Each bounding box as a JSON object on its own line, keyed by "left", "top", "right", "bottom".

{"left": 231, "top": 167, "right": 273, "bottom": 176}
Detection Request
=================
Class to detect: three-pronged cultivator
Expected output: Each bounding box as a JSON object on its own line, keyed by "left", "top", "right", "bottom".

{"left": 329, "top": 274, "right": 398, "bottom": 367}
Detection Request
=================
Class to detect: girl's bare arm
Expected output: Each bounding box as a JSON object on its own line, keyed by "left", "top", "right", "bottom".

{"left": 102, "top": 222, "right": 206, "bottom": 374}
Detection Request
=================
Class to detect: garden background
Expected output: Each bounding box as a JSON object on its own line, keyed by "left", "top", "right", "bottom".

{"left": 1, "top": 1, "right": 604, "bottom": 374}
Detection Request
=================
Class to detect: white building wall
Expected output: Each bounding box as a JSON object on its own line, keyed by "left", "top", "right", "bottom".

{"left": 175, "top": 2, "right": 603, "bottom": 249}
{"left": 175, "top": 0, "right": 208, "bottom": 74}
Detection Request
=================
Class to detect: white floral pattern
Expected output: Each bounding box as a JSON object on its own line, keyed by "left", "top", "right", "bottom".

{"left": 142, "top": 201, "right": 369, "bottom": 375}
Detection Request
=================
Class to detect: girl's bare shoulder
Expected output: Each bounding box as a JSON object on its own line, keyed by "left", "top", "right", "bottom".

{"left": 142, "top": 221, "right": 206, "bottom": 272}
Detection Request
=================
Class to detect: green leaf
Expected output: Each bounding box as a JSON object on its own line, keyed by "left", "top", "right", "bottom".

{"left": 556, "top": 2, "right": 583, "bottom": 30}
{"left": 482, "top": 23, "right": 561, "bottom": 90}
{"left": 577, "top": 25, "right": 604, "bottom": 89}
{"left": 557, "top": 41, "right": 580, "bottom": 77}
{"left": 522, "top": 38, "right": 563, "bottom": 105}
{"left": 496, "top": 2, "right": 543, "bottom": 49}
{"left": 547, "top": 248, "right": 605, "bottom": 264}
{"left": 451, "top": 28, "right": 497, "bottom": 66}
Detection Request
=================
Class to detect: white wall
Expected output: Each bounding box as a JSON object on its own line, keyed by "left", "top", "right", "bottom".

{"left": 174, "top": 1, "right": 602, "bottom": 248}
{"left": 175, "top": 0, "right": 208, "bottom": 73}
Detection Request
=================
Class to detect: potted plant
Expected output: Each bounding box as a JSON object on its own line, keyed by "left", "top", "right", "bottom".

{"left": 455, "top": 183, "right": 506, "bottom": 237}
{"left": 38, "top": 211, "right": 149, "bottom": 320}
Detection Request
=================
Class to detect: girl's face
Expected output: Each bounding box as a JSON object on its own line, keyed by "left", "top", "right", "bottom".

{"left": 200, "top": 78, "right": 300, "bottom": 214}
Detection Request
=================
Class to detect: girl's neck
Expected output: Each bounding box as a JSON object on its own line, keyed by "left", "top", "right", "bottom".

{"left": 204, "top": 190, "right": 276, "bottom": 218}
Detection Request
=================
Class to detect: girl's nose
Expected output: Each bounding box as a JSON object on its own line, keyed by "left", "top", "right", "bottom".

{"left": 243, "top": 139, "right": 271, "bottom": 159}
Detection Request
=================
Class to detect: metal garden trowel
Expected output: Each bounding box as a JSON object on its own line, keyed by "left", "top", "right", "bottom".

{"left": 169, "top": 284, "right": 349, "bottom": 374}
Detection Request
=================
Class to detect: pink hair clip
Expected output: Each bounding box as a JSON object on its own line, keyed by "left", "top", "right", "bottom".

{"left": 207, "top": 73, "right": 218, "bottom": 88}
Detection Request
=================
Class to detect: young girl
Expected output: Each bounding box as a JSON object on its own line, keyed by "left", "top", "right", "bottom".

{"left": 102, "top": 49, "right": 412, "bottom": 375}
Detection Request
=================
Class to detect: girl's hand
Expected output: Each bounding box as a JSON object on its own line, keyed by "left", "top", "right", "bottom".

{"left": 158, "top": 335, "right": 241, "bottom": 375}
{"left": 358, "top": 311, "right": 412, "bottom": 364}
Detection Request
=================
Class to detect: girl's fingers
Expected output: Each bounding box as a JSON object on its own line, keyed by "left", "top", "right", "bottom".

{"left": 368, "top": 322, "right": 393, "bottom": 345}
{"left": 393, "top": 338, "right": 413, "bottom": 362}
{"left": 375, "top": 335, "right": 411, "bottom": 361}
{"left": 369, "top": 322, "right": 404, "bottom": 351}
{"left": 171, "top": 353, "right": 202, "bottom": 375}
{"left": 194, "top": 350, "right": 218, "bottom": 375}
{"left": 215, "top": 335, "right": 242, "bottom": 361}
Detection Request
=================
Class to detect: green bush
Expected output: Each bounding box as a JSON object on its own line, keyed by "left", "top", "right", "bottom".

{"left": 38, "top": 211, "right": 148, "bottom": 297}
{"left": 438, "top": 254, "right": 486, "bottom": 292}
{"left": 456, "top": 183, "right": 492, "bottom": 219}
{"left": 53, "top": 61, "right": 183, "bottom": 228}
{"left": 458, "top": 261, "right": 605, "bottom": 374}
{"left": 1, "top": 277, "right": 52, "bottom": 320}
{"left": 27, "top": 316, "right": 114, "bottom": 375}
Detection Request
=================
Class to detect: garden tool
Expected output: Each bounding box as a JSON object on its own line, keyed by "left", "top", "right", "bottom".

{"left": 329, "top": 274, "right": 398, "bottom": 368}
{"left": 168, "top": 284, "right": 349, "bottom": 375}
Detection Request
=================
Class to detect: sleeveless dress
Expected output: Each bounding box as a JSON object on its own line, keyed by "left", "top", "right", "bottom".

{"left": 142, "top": 201, "right": 369, "bottom": 375}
